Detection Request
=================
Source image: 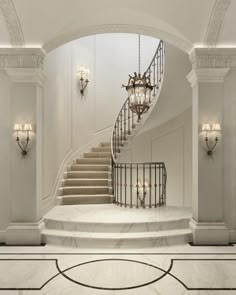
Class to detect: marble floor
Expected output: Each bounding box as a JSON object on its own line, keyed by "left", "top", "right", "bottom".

{"left": 1, "top": 243, "right": 236, "bottom": 294}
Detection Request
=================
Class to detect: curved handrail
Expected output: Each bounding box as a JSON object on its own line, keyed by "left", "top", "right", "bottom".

{"left": 111, "top": 40, "right": 165, "bottom": 162}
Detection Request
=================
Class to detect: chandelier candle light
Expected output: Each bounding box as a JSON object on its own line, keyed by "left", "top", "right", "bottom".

{"left": 123, "top": 35, "right": 154, "bottom": 121}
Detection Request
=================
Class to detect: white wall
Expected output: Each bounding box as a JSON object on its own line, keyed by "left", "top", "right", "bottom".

{"left": 119, "top": 108, "right": 192, "bottom": 207}
{"left": 43, "top": 33, "right": 159, "bottom": 208}
{"left": 0, "top": 71, "right": 11, "bottom": 236}
{"left": 142, "top": 43, "right": 192, "bottom": 132}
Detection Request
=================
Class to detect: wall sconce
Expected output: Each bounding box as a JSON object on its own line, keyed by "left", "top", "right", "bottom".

{"left": 13, "top": 123, "right": 33, "bottom": 158}
{"left": 202, "top": 123, "right": 221, "bottom": 157}
{"left": 77, "top": 66, "right": 89, "bottom": 96}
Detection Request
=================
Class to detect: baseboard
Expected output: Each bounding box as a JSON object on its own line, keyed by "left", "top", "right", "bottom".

{"left": 5, "top": 219, "right": 44, "bottom": 245}
{"left": 229, "top": 230, "right": 236, "bottom": 244}
{"left": 189, "top": 218, "right": 230, "bottom": 245}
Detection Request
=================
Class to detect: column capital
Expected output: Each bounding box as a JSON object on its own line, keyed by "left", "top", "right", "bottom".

{"left": 190, "top": 47, "right": 236, "bottom": 69}
{"left": 187, "top": 67, "right": 229, "bottom": 88}
{"left": 0, "top": 48, "right": 45, "bottom": 69}
{"left": 5, "top": 67, "right": 46, "bottom": 87}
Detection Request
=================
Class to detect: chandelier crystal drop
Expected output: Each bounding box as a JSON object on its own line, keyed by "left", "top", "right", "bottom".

{"left": 123, "top": 35, "right": 154, "bottom": 121}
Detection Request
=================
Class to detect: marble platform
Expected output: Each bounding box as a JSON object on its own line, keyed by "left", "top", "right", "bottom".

{"left": 42, "top": 205, "right": 193, "bottom": 248}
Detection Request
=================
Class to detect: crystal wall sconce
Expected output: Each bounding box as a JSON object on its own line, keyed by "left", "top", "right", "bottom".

{"left": 202, "top": 123, "right": 221, "bottom": 157}
{"left": 13, "top": 123, "right": 33, "bottom": 158}
{"left": 77, "top": 66, "right": 89, "bottom": 96}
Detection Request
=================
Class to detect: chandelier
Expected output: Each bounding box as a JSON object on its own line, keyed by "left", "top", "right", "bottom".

{"left": 123, "top": 35, "right": 154, "bottom": 121}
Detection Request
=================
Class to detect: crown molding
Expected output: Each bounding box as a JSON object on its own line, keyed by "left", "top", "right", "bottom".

{"left": 5, "top": 68, "right": 46, "bottom": 86}
{"left": 0, "top": 48, "right": 45, "bottom": 69}
{"left": 0, "top": 0, "right": 24, "bottom": 46}
{"left": 187, "top": 68, "right": 229, "bottom": 87}
{"left": 190, "top": 47, "right": 236, "bottom": 69}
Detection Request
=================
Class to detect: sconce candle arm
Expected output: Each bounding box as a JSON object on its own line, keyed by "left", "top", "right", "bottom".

{"left": 205, "top": 136, "right": 219, "bottom": 156}
{"left": 16, "top": 136, "right": 30, "bottom": 157}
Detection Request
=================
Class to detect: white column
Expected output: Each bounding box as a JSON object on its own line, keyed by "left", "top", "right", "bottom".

{"left": 0, "top": 48, "right": 46, "bottom": 245}
{"left": 187, "top": 67, "right": 229, "bottom": 245}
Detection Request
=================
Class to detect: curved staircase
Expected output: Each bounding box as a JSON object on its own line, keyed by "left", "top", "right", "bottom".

{"left": 42, "top": 39, "right": 193, "bottom": 248}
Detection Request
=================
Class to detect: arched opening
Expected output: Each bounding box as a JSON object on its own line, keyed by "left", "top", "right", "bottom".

{"left": 42, "top": 30, "right": 193, "bottom": 248}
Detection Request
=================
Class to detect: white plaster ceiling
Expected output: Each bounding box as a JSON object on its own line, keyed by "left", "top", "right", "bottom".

{"left": 0, "top": 0, "right": 235, "bottom": 51}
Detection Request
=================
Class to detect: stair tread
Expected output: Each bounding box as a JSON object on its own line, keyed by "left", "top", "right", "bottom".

{"left": 42, "top": 228, "right": 192, "bottom": 239}
{"left": 66, "top": 178, "right": 110, "bottom": 180}
{"left": 63, "top": 186, "right": 111, "bottom": 189}
{"left": 62, "top": 194, "right": 113, "bottom": 197}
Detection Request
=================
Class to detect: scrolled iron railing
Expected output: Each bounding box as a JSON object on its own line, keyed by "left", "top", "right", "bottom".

{"left": 111, "top": 40, "right": 166, "bottom": 208}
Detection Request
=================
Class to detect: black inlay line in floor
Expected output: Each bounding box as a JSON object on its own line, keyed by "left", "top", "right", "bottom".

{"left": 1, "top": 252, "right": 236, "bottom": 255}
{"left": 0, "top": 257, "right": 236, "bottom": 291}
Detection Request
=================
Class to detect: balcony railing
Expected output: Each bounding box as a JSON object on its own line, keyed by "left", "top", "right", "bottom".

{"left": 113, "top": 162, "right": 167, "bottom": 208}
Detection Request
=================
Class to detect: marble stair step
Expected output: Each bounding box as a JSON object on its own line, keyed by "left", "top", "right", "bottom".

{"left": 63, "top": 186, "right": 111, "bottom": 195}
{"left": 61, "top": 195, "right": 114, "bottom": 205}
{"left": 92, "top": 147, "right": 111, "bottom": 152}
{"left": 70, "top": 164, "right": 110, "bottom": 171}
{"left": 84, "top": 152, "right": 111, "bottom": 158}
{"left": 42, "top": 228, "right": 193, "bottom": 248}
{"left": 63, "top": 178, "right": 110, "bottom": 187}
{"left": 66, "top": 171, "right": 110, "bottom": 179}
{"left": 44, "top": 218, "right": 191, "bottom": 233}
{"left": 76, "top": 158, "right": 111, "bottom": 165}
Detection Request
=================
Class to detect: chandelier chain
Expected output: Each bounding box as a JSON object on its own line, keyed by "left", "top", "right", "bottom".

{"left": 138, "top": 34, "right": 141, "bottom": 74}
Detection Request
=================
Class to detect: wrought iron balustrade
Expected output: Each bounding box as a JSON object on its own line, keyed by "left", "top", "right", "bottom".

{"left": 110, "top": 39, "right": 166, "bottom": 208}
{"left": 111, "top": 40, "right": 164, "bottom": 160}
{"left": 113, "top": 162, "right": 167, "bottom": 208}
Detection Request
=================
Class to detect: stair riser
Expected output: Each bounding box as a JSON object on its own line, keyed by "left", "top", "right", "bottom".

{"left": 62, "top": 196, "right": 114, "bottom": 205}
{"left": 92, "top": 147, "right": 111, "bottom": 152}
{"left": 84, "top": 153, "right": 111, "bottom": 158}
{"left": 42, "top": 233, "right": 192, "bottom": 248}
{"left": 63, "top": 187, "right": 111, "bottom": 195}
{"left": 66, "top": 172, "right": 110, "bottom": 179}
{"left": 70, "top": 166, "right": 110, "bottom": 172}
{"left": 76, "top": 158, "right": 111, "bottom": 164}
{"left": 63, "top": 179, "right": 110, "bottom": 186}
{"left": 44, "top": 218, "right": 190, "bottom": 233}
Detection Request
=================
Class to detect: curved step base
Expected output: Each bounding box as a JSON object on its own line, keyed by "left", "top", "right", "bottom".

{"left": 42, "top": 229, "right": 192, "bottom": 249}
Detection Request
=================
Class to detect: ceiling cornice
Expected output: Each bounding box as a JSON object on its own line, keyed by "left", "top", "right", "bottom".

{"left": 204, "top": 0, "right": 231, "bottom": 47}
{"left": 0, "top": 0, "right": 24, "bottom": 47}
{"left": 0, "top": 48, "right": 45, "bottom": 69}
{"left": 190, "top": 47, "right": 236, "bottom": 69}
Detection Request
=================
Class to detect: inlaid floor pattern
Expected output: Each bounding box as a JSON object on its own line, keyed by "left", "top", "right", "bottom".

{"left": 59, "top": 142, "right": 113, "bottom": 205}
